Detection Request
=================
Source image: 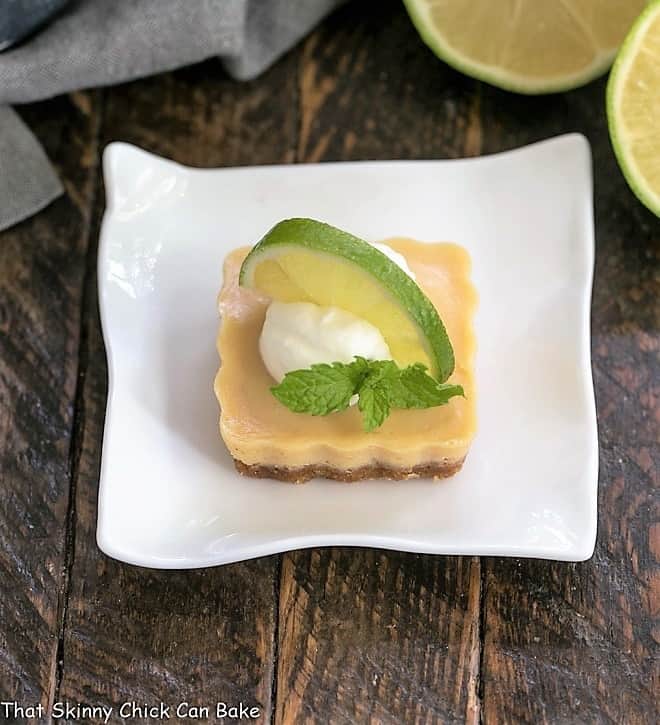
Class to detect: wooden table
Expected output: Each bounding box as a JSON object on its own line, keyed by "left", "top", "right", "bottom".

{"left": 1, "top": 2, "right": 658, "bottom": 723}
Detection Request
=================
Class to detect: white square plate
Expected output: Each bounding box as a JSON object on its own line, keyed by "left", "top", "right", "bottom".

{"left": 97, "top": 134, "right": 598, "bottom": 567}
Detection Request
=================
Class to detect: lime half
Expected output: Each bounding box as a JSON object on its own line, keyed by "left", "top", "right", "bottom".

{"left": 239, "top": 218, "right": 455, "bottom": 381}
{"left": 607, "top": 0, "right": 660, "bottom": 216}
{"left": 403, "top": 0, "right": 646, "bottom": 94}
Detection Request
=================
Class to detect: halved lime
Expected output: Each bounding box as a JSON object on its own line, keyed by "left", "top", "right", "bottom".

{"left": 403, "top": 0, "right": 646, "bottom": 94}
{"left": 607, "top": 0, "right": 660, "bottom": 216}
{"left": 239, "top": 218, "right": 455, "bottom": 381}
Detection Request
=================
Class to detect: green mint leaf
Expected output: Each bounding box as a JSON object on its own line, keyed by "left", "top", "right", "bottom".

{"left": 361, "top": 359, "right": 399, "bottom": 386}
{"left": 389, "top": 362, "right": 464, "bottom": 409}
{"left": 270, "top": 357, "right": 465, "bottom": 431}
{"left": 357, "top": 383, "right": 390, "bottom": 432}
{"left": 354, "top": 359, "right": 398, "bottom": 431}
{"left": 346, "top": 356, "right": 372, "bottom": 388}
{"left": 271, "top": 361, "right": 357, "bottom": 415}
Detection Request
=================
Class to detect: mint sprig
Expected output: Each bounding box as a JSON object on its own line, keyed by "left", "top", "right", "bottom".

{"left": 271, "top": 357, "right": 463, "bottom": 432}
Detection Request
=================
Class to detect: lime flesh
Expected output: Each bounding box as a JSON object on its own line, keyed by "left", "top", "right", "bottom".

{"left": 607, "top": 0, "right": 660, "bottom": 216}
{"left": 403, "top": 0, "right": 646, "bottom": 94}
{"left": 239, "top": 218, "right": 455, "bottom": 381}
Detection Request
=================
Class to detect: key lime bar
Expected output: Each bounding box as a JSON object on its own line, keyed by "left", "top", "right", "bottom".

{"left": 214, "top": 221, "right": 477, "bottom": 483}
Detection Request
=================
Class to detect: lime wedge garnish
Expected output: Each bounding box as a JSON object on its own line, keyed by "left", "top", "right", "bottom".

{"left": 239, "top": 218, "right": 455, "bottom": 382}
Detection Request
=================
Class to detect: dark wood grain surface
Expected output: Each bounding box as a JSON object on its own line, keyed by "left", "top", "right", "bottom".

{"left": 0, "top": 1, "right": 658, "bottom": 723}
{"left": 56, "top": 53, "right": 301, "bottom": 723}
{"left": 0, "top": 92, "right": 100, "bottom": 717}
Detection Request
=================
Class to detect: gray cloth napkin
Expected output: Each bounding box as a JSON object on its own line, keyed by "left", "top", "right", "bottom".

{"left": 0, "top": 0, "right": 344, "bottom": 232}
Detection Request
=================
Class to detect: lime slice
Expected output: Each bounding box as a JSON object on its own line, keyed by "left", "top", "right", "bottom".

{"left": 239, "top": 218, "right": 455, "bottom": 381}
{"left": 403, "top": 0, "right": 646, "bottom": 94}
{"left": 607, "top": 0, "right": 660, "bottom": 216}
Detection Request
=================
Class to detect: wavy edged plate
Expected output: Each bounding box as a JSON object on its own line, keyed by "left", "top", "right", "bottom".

{"left": 97, "top": 135, "right": 598, "bottom": 568}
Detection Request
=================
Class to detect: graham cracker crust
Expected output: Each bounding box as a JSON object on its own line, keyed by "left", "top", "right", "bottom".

{"left": 233, "top": 457, "right": 466, "bottom": 484}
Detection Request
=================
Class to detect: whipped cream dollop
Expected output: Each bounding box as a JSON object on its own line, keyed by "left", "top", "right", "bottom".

{"left": 260, "top": 301, "right": 391, "bottom": 383}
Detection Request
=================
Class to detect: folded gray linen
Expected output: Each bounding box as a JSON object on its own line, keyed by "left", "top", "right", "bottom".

{"left": 0, "top": 0, "right": 345, "bottom": 232}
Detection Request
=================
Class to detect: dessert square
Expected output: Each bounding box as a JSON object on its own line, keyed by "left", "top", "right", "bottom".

{"left": 215, "top": 238, "right": 477, "bottom": 483}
